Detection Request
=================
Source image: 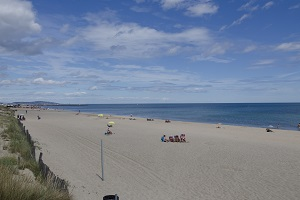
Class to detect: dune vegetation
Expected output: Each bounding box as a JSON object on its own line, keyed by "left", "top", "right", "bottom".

{"left": 0, "top": 106, "right": 71, "bottom": 200}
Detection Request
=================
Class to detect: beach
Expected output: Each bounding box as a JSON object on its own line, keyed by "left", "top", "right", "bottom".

{"left": 16, "top": 108, "right": 300, "bottom": 200}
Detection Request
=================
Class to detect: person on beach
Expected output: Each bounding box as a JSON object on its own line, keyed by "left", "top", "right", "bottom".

{"left": 180, "top": 134, "right": 186, "bottom": 142}
{"left": 161, "top": 135, "right": 168, "bottom": 142}
{"left": 174, "top": 135, "right": 180, "bottom": 142}
{"left": 106, "top": 128, "right": 112, "bottom": 135}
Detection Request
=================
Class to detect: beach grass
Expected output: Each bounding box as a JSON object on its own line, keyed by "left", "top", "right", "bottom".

{"left": 0, "top": 165, "right": 70, "bottom": 200}
{"left": 0, "top": 106, "right": 71, "bottom": 200}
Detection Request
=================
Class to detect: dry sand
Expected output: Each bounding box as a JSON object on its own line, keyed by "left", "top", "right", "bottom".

{"left": 16, "top": 108, "right": 300, "bottom": 200}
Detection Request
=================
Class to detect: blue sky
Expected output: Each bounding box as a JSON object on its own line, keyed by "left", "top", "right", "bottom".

{"left": 0, "top": 0, "right": 299, "bottom": 104}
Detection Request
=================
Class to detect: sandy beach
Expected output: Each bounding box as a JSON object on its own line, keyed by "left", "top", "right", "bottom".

{"left": 16, "top": 108, "right": 300, "bottom": 200}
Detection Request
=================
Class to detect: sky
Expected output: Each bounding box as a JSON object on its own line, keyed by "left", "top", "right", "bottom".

{"left": 0, "top": 0, "right": 300, "bottom": 104}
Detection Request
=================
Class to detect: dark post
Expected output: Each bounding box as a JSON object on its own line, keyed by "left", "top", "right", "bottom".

{"left": 101, "top": 139, "right": 104, "bottom": 181}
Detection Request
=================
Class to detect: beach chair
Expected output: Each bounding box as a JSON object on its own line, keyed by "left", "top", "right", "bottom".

{"left": 174, "top": 135, "right": 180, "bottom": 142}
{"left": 169, "top": 136, "right": 174, "bottom": 142}
{"left": 180, "top": 134, "right": 186, "bottom": 142}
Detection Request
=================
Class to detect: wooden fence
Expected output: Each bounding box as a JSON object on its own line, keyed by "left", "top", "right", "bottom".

{"left": 18, "top": 120, "right": 68, "bottom": 192}
{"left": 38, "top": 152, "right": 68, "bottom": 192}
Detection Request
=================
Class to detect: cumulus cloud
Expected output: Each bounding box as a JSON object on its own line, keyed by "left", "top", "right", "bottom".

{"left": 32, "top": 78, "right": 66, "bottom": 85}
{"left": 0, "top": 0, "right": 42, "bottom": 54}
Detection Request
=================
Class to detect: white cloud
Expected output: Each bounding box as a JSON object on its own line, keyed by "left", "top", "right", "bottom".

{"left": 89, "top": 86, "right": 98, "bottom": 90}
{"left": 0, "top": 0, "right": 41, "bottom": 40}
{"left": 82, "top": 18, "right": 212, "bottom": 58}
{"left": 131, "top": 6, "right": 151, "bottom": 13}
{"left": 185, "top": 2, "right": 218, "bottom": 17}
{"left": 134, "top": 0, "right": 145, "bottom": 3}
{"left": 253, "top": 59, "right": 275, "bottom": 65}
{"left": 191, "top": 55, "right": 232, "bottom": 63}
{"left": 60, "top": 24, "right": 70, "bottom": 33}
{"left": 160, "top": 0, "right": 185, "bottom": 9}
{"left": 232, "top": 14, "right": 251, "bottom": 26}
{"left": 289, "top": 4, "right": 300, "bottom": 9}
{"left": 159, "top": 0, "right": 218, "bottom": 17}
{"left": 239, "top": 0, "right": 259, "bottom": 12}
{"left": 220, "top": 14, "right": 251, "bottom": 31}
{"left": 0, "top": 0, "right": 42, "bottom": 54}
{"left": 64, "top": 92, "right": 87, "bottom": 97}
{"left": 34, "top": 92, "right": 55, "bottom": 95}
{"left": 32, "top": 78, "right": 66, "bottom": 85}
{"left": 276, "top": 42, "right": 300, "bottom": 51}
{"left": 262, "top": 1, "right": 274, "bottom": 10}
{"left": 112, "top": 65, "right": 142, "bottom": 69}
{"left": 243, "top": 45, "right": 257, "bottom": 53}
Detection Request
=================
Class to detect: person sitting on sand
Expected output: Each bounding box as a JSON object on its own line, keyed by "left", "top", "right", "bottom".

{"left": 106, "top": 128, "right": 112, "bottom": 135}
{"left": 180, "top": 134, "right": 186, "bottom": 142}
{"left": 161, "top": 135, "right": 168, "bottom": 142}
{"left": 266, "top": 128, "right": 273, "bottom": 132}
{"left": 174, "top": 135, "right": 180, "bottom": 142}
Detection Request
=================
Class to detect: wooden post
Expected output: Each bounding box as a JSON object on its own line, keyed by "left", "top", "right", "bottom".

{"left": 101, "top": 139, "right": 104, "bottom": 181}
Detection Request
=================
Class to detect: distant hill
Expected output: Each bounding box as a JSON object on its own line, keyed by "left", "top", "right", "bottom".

{"left": 12, "top": 101, "right": 60, "bottom": 105}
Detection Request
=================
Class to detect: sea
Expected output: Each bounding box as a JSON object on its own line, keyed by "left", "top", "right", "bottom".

{"left": 45, "top": 103, "right": 300, "bottom": 131}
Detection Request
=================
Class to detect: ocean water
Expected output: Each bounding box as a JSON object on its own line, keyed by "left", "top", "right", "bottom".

{"left": 46, "top": 103, "right": 300, "bottom": 131}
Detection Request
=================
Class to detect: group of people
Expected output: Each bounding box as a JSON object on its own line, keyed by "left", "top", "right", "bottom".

{"left": 17, "top": 114, "right": 25, "bottom": 121}
{"left": 161, "top": 134, "right": 186, "bottom": 142}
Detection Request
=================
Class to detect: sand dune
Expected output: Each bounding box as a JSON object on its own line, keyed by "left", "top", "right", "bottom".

{"left": 17, "top": 108, "right": 300, "bottom": 200}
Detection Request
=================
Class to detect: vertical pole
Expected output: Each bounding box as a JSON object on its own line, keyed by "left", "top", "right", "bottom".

{"left": 101, "top": 139, "right": 104, "bottom": 181}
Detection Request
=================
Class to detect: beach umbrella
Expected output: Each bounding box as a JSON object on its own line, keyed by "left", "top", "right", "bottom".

{"left": 98, "top": 114, "right": 103, "bottom": 117}
{"left": 108, "top": 121, "right": 115, "bottom": 125}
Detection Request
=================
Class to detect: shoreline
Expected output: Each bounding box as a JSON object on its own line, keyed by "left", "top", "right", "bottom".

{"left": 40, "top": 103, "right": 300, "bottom": 131}
{"left": 16, "top": 108, "right": 300, "bottom": 200}
{"left": 46, "top": 107, "right": 300, "bottom": 132}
